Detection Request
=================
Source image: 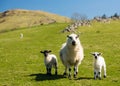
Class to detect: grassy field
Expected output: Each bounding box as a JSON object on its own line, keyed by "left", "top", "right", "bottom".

{"left": 0, "top": 21, "right": 120, "bottom": 86}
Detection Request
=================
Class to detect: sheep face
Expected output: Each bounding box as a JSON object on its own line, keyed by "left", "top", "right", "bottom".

{"left": 67, "top": 34, "right": 80, "bottom": 46}
{"left": 91, "top": 52, "right": 102, "bottom": 59}
{"left": 40, "top": 50, "right": 52, "bottom": 57}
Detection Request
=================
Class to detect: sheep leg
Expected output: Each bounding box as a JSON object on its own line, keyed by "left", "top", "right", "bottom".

{"left": 63, "top": 66, "right": 68, "bottom": 76}
{"left": 74, "top": 66, "right": 78, "bottom": 78}
{"left": 48, "top": 68, "right": 52, "bottom": 75}
{"left": 68, "top": 67, "right": 72, "bottom": 79}
{"left": 98, "top": 71, "right": 101, "bottom": 80}
{"left": 103, "top": 65, "right": 107, "bottom": 78}
{"left": 46, "top": 67, "right": 49, "bottom": 75}
{"left": 94, "top": 71, "right": 97, "bottom": 80}
{"left": 55, "top": 66, "right": 58, "bottom": 75}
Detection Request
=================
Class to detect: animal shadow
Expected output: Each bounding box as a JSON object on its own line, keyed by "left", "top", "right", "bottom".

{"left": 29, "top": 73, "right": 64, "bottom": 81}
{"left": 76, "top": 76, "right": 94, "bottom": 80}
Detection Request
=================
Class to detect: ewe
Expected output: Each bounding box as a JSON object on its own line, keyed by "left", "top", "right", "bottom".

{"left": 60, "top": 33, "right": 84, "bottom": 79}
{"left": 91, "top": 52, "right": 107, "bottom": 80}
{"left": 40, "top": 50, "right": 58, "bottom": 75}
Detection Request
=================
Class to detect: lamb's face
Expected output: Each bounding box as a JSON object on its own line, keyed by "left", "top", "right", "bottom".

{"left": 91, "top": 52, "right": 101, "bottom": 59}
{"left": 40, "top": 50, "right": 51, "bottom": 57}
{"left": 67, "top": 33, "right": 80, "bottom": 46}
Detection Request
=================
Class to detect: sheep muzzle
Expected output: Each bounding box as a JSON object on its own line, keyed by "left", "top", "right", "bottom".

{"left": 72, "top": 41, "right": 76, "bottom": 46}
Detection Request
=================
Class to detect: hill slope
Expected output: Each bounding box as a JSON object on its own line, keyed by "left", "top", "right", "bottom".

{"left": 0, "top": 21, "right": 120, "bottom": 86}
{"left": 0, "top": 9, "right": 71, "bottom": 32}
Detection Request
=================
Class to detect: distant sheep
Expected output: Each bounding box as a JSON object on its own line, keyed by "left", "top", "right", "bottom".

{"left": 40, "top": 50, "right": 58, "bottom": 75}
{"left": 20, "top": 33, "right": 23, "bottom": 39}
{"left": 60, "top": 33, "right": 84, "bottom": 79}
{"left": 91, "top": 52, "right": 107, "bottom": 80}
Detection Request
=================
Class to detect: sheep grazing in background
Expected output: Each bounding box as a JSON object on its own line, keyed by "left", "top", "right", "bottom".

{"left": 20, "top": 33, "right": 23, "bottom": 39}
{"left": 91, "top": 52, "right": 107, "bottom": 80}
{"left": 40, "top": 50, "right": 58, "bottom": 75}
{"left": 60, "top": 33, "right": 84, "bottom": 79}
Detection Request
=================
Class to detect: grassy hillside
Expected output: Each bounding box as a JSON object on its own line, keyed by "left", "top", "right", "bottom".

{"left": 0, "top": 9, "right": 71, "bottom": 33}
{"left": 0, "top": 21, "right": 120, "bottom": 86}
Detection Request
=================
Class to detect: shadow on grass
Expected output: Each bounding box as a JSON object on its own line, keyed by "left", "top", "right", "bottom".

{"left": 29, "top": 73, "right": 64, "bottom": 81}
{"left": 76, "top": 76, "right": 94, "bottom": 80}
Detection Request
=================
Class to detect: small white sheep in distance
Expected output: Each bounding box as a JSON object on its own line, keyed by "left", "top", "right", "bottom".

{"left": 60, "top": 33, "right": 84, "bottom": 79}
{"left": 20, "top": 33, "right": 23, "bottom": 39}
{"left": 91, "top": 52, "right": 107, "bottom": 80}
{"left": 40, "top": 50, "right": 58, "bottom": 75}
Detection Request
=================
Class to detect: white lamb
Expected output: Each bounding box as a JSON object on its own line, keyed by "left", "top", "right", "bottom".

{"left": 60, "top": 33, "right": 84, "bottom": 79}
{"left": 91, "top": 52, "right": 107, "bottom": 80}
{"left": 40, "top": 50, "right": 58, "bottom": 75}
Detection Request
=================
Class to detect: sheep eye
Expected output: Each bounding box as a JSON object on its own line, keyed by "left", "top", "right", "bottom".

{"left": 69, "top": 37, "right": 72, "bottom": 40}
{"left": 76, "top": 35, "right": 79, "bottom": 39}
{"left": 76, "top": 36, "right": 78, "bottom": 39}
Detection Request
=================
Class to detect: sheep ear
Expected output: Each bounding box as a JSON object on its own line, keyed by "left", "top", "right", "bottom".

{"left": 40, "top": 51, "right": 43, "bottom": 53}
{"left": 76, "top": 35, "right": 79, "bottom": 38}
{"left": 48, "top": 50, "right": 52, "bottom": 53}
{"left": 90, "top": 52, "right": 94, "bottom": 55}
{"left": 99, "top": 53, "right": 102, "bottom": 55}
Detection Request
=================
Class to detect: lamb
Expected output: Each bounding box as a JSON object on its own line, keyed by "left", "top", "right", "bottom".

{"left": 40, "top": 50, "right": 58, "bottom": 75}
{"left": 60, "top": 33, "right": 84, "bottom": 79}
{"left": 91, "top": 52, "right": 107, "bottom": 80}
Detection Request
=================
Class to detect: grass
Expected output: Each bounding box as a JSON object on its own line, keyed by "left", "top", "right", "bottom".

{"left": 0, "top": 9, "right": 71, "bottom": 33}
{"left": 0, "top": 21, "right": 120, "bottom": 86}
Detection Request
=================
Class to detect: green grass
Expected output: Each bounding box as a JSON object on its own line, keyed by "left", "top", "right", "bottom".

{"left": 0, "top": 21, "right": 120, "bottom": 86}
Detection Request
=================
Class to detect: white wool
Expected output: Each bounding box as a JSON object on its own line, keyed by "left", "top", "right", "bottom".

{"left": 41, "top": 50, "right": 58, "bottom": 75}
{"left": 60, "top": 33, "right": 84, "bottom": 78}
{"left": 92, "top": 52, "right": 107, "bottom": 79}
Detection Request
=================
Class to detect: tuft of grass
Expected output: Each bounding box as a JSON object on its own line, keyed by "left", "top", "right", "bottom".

{"left": 0, "top": 21, "right": 120, "bottom": 86}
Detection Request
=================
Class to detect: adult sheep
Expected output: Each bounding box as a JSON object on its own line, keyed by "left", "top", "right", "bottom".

{"left": 60, "top": 33, "right": 84, "bottom": 79}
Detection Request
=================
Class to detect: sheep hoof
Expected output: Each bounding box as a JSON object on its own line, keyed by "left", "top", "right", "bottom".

{"left": 47, "top": 73, "right": 52, "bottom": 76}
{"left": 74, "top": 74, "right": 77, "bottom": 78}
{"left": 104, "top": 75, "right": 106, "bottom": 78}
{"left": 68, "top": 75, "right": 72, "bottom": 80}
{"left": 63, "top": 72, "right": 67, "bottom": 76}
{"left": 99, "top": 77, "right": 102, "bottom": 80}
{"left": 94, "top": 77, "right": 96, "bottom": 80}
{"left": 55, "top": 72, "right": 57, "bottom": 75}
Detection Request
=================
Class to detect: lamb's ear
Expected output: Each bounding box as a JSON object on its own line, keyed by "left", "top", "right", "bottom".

{"left": 67, "top": 35, "right": 69, "bottom": 38}
{"left": 76, "top": 34, "right": 79, "bottom": 38}
{"left": 90, "top": 52, "right": 94, "bottom": 55}
{"left": 99, "top": 53, "right": 102, "bottom": 55}
{"left": 48, "top": 50, "right": 52, "bottom": 53}
{"left": 40, "top": 51, "right": 44, "bottom": 53}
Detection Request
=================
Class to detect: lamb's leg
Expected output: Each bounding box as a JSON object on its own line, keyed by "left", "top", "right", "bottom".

{"left": 98, "top": 67, "right": 102, "bottom": 80}
{"left": 46, "top": 67, "right": 49, "bottom": 75}
{"left": 55, "top": 63, "right": 58, "bottom": 75}
{"left": 48, "top": 65, "right": 52, "bottom": 75}
{"left": 94, "top": 70, "right": 97, "bottom": 80}
{"left": 98, "top": 71, "right": 101, "bottom": 80}
{"left": 103, "top": 65, "right": 107, "bottom": 78}
{"left": 48, "top": 68, "right": 52, "bottom": 75}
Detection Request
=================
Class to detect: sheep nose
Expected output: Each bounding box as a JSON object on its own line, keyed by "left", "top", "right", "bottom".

{"left": 72, "top": 41, "right": 76, "bottom": 45}
{"left": 95, "top": 56, "right": 97, "bottom": 59}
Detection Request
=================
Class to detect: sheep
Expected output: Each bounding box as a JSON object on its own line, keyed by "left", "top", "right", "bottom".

{"left": 20, "top": 33, "right": 23, "bottom": 39}
{"left": 40, "top": 50, "right": 58, "bottom": 75}
{"left": 91, "top": 52, "right": 107, "bottom": 80}
{"left": 60, "top": 33, "right": 84, "bottom": 79}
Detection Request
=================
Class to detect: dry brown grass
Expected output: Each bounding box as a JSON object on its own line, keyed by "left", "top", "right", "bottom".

{"left": 0, "top": 9, "right": 71, "bottom": 32}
